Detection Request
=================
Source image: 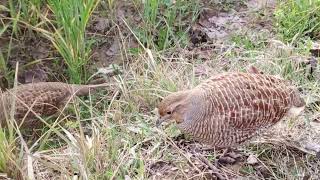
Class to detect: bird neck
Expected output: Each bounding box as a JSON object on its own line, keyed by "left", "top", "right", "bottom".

{"left": 177, "top": 90, "right": 206, "bottom": 132}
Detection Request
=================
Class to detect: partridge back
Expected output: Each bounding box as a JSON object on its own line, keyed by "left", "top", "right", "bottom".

{"left": 0, "top": 82, "right": 93, "bottom": 128}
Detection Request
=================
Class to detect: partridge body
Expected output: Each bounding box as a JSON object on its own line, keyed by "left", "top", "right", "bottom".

{"left": 0, "top": 82, "right": 106, "bottom": 128}
{"left": 157, "top": 72, "right": 305, "bottom": 148}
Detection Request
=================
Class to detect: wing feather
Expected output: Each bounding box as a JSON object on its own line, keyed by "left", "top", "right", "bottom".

{"left": 200, "top": 73, "right": 294, "bottom": 131}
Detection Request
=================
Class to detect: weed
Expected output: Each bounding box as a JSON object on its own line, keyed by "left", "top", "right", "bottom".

{"left": 275, "top": 0, "right": 320, "bottom": 44}
{"left": 0, "top": 130, "right": 7, "bottom": 172}
{"left": 6, "top": 0, "right": 44, "bottom": 37}
{"left": 0, "top": 50, "right": 8, "bottom": 79}
{"left": 231, "top": 34, "right": 259, "bottom": 50}
{"left": 0, "top": 50, "right": 12, "bottom": 89}
{"left": 47, "top": 0, "right": 101, "bottom": 83}
{"left": 19, "top": 0, "right": 43, "bottom": 26}
{"left": 135, "top": 0, "right": 199, "bottom": 50}
{"left": 100, "top": 0, "right": 116, "bottom": 11}
{"left": 1, "top": 0, "right": 43, "bottom": 87}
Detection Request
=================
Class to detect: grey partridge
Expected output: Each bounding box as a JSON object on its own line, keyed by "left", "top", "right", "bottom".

{"left": 0, "top": 82, "right": 107, "bottom": 128}
{"left": 156, "top": 72, "right": 305, "bottom": 149}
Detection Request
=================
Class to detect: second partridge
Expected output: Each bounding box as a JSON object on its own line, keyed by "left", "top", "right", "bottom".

{"left": 0, "top": 82, "right": 107, "bottom": 128}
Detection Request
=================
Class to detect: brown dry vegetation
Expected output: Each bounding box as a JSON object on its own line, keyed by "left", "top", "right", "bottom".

{"left": 0, "top": 0, "right": 320, "bottom": 179}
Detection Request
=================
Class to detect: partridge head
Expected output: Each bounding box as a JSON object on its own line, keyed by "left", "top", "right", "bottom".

{"left": 156, "top": 72, "right": 305, "bottom": 148}
{"left": 156, "top": 91, "right": 192, "bottom": 126}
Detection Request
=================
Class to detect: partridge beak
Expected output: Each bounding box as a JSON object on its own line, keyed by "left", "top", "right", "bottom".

{"left": 156, "top": 117, "right": 164, "bottom": 127}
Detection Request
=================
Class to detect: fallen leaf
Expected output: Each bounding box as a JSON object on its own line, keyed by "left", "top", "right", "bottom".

{"left": 106, "top": 38, "right": 120, "bottom": 56}
{"left": 303, "top": 142, "right": 320, "bottom": 152}
{"left": 195, "top": 65, "right": 208, "bottom": 77}
{"left": 189, "top": 27, "right": 208, "bottom": 45}
{"left": 93, "top": 17, "right": 111, "bottom": 32}
{"left": 124, "top": 175, "right": 132, "bottom": 180}
{"left": 218, "top": 156, "right": 236, "bottom": 164}
{"left": 198, "top": 8, "right": 218, "bottom": 28}
{"left": 30, "top": 45, "right": 49, "bottom": 59}
{"left": 246, "top": 0, "right": 276, "bottom": 10}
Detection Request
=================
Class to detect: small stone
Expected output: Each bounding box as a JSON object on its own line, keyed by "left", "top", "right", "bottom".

{"left": 227, "top": 151, "right": 242, "bottom": 159}
{"left": 170, "top": 167, "right": 178, "bottom": 171}
{"left": 124, "top": 175, "right": 131, "bottom": 180}
{"left": 247, "top": 154, "right": 259, "bottom": 165}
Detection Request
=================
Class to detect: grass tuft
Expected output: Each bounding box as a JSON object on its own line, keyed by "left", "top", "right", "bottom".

{"left": 135, "top": 0, "right": 199, "bottom": 50}
{"left": 47, "top": 0, "right": 101, "bottom": 83}
{"left": 275, "top": 0, "right": 320, "bottom": 44}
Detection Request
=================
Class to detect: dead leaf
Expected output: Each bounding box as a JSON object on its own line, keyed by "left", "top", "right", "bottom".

{"left": 147, "top": 161, "right": 176, "bottom": 178}
{"left": 198, "top": 8, "right": 218, "bottom": 28}
{"left": 106, "top": 38, "right": 120, "bottom": 56}
{"left": 227, "top": 151, "right": 242, "bottom": 159}
{"left": 218, "top": 156, "right": 236, "bottom": 164}
{"left": 30, "top": 45, "right": 49, "bottom": 59}
{"left": 189, "top": 27, "right": 208, "bottom": 45}
{"left": 195, "top": 65, "right": 208, "bottom": 77}
{"left": 303, "top": 142, "right": 320, "bottom": 152}
{"left": 200, "top": 12, "right": 246, "bottom": 40}
{"left": 93, "top": 17, "right": 111, "bottom": 32}
{"left": 246, "top": 0, "right": 276, "bottom": 10}
{"left": 124, "top": 175, "right": 132, "bottom": 180}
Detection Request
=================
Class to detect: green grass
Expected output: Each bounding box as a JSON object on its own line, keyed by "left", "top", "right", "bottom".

{"left": 0, "top": 130, "right": 8, "bottom": 173}
{"left": 0, "top": 0, "right": 46, "bottom": 87}
{"left": 275, "top": 0, "right": 320, "bottom": 44}
{"left": 0, "top": 0, "right": 320, "bottom": 179}
{"left": 7, "top": 0, "right": 43, "bottom": 37}
{"left": 47, "top": 0, "right": 100, "bottom": 83}
{"left": 134, "top": 0, "right": 200, "bottom": 50}
{"left": 0, "top": 50, "right": 10, "bottom": 88}
{"left": 18, "top": 0, "right": 43, "bottom": 27}
{"left": 231, "top": 33, "right": 267, "bottom": 50}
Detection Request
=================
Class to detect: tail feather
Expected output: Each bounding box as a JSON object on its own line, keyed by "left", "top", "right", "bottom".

{"left": 247, "top": 65, "right": 263, "bottom": 74}
{"left": 70, "top": 83, "right": 110, "bottom": 96}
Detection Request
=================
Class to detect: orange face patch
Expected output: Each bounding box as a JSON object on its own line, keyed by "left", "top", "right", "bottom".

{"left": 172, "top": 113, "right": 184, "bottom": 124}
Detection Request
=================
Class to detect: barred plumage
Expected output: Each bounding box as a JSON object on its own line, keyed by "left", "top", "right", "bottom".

{"left": 0, "top": 82, "right": 107, "bottom": 128}
{"left": 156, "top": 72, "right": 305, "bottom": 148}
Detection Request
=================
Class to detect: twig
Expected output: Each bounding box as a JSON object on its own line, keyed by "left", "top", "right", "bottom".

{"left": 155, "top": 129, "right": 202, "bottom": 174}
{"left": 196, "top": 154, "right": 226, "bottom": 180}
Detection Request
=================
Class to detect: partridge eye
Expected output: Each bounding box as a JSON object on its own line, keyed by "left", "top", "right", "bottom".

{"left": 166, "top": 111, "right": 172, "bottom": 115}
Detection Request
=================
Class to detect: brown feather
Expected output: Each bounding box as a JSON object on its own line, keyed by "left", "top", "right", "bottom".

{"left": 157, "top": 72, "right": 305, "bottom": 148}
{"left": 0, "top": 82, "right": 108, "bottom": 128}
